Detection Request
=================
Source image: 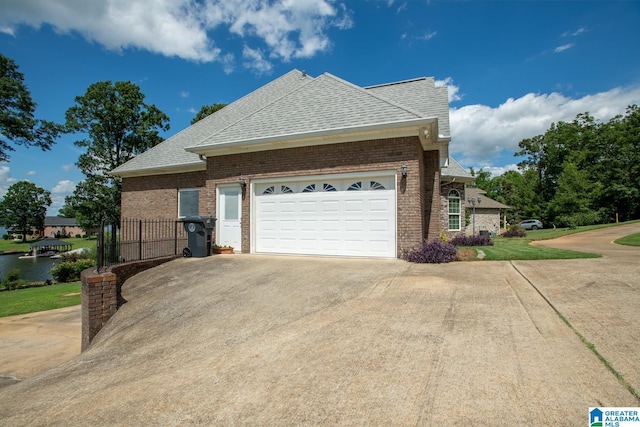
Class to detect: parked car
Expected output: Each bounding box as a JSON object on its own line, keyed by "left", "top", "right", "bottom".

{"left": 518, "top": 219, "right": 543, "bottom": 230}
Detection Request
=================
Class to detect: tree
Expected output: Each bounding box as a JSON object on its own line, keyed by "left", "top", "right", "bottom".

{"left": 0, "top": 181, "right": 51, "bottom": 242}
{"left": 191, "top": 103, "right": 226, "bottom": 124}
{"left": 546, "top": 162, "right": 603, "bottom": 227}
{"left": 57, "top": 203, "right": 77, "bottom": 219}
{"left": 64, "top": 80, "right": 170, "bottom": 231}
{"left": 0, "top": 53, "right": 60, "bottom": 161}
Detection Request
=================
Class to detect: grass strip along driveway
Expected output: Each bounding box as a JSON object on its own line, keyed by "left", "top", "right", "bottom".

{"left": 467, "top": 221, "right": 640, "bottom": 261}
{"left": 615, "top": 232, "right": 640, "bottom": 246}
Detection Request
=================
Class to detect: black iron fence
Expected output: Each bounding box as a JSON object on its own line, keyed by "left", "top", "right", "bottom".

{"left": 97, "top": 218, "right": 188, "bottom": 271}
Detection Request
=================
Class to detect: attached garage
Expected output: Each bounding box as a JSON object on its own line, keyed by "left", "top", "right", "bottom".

{"left": 253, "top": 173, "right": 397, "bottom": 258}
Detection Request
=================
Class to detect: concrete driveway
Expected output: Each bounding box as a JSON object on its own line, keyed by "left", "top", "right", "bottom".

{"left": 0, "top": 223, "right": 638, "bottom": 425}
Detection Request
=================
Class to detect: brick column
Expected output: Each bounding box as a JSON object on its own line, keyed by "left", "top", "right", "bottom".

{"left": 81, "top": 269, "right": 117, "bottom": 351}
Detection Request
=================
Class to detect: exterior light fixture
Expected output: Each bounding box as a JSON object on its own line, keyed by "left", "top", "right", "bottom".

{"left": 238, "top": 175, "right": 247, "bottom": 189}
{"left": 467, "top": 195, "right": 482, "bottom": 235}
{"left": 400, "top": 164, "right": 408, "bottom": 177}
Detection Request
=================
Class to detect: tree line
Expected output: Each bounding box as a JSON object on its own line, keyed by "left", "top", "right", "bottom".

{"left": 471, "top": 105, "right": 640, "bottom": 227}
{"left": 0, "top": 52, "right": 223, "bottom": 240}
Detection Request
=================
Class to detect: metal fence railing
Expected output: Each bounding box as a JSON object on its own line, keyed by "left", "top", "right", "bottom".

{"left": 97, "top": 218, "right": 187, "bottom": 271}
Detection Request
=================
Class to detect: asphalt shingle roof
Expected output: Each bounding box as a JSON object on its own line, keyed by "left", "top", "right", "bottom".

{"left": 194, "top": 73, "right": 424, "bottom": 148}
{"left": 365, "top": 77, "right": 450, "bottom": 138}
{"left": 465, "top": 187, "right": 512, "bottom": 209}
{"left": 112, "top": 70, "right": 452, "bottom": 176}
{"left": 441, "top": 157, "right": 473, "bottom": 180}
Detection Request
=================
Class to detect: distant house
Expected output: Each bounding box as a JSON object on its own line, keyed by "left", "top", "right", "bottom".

{"left": 465, "top": 187, "right": 511, "bottom": 236}
{"left": 42, "top": 217, "right": 84, "bottom": 238}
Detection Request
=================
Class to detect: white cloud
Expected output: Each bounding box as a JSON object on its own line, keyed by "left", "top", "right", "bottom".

{"left": 49, "top": 179, "right": 76, "bottom": 216}
{"left": 554, "top": 43, "right": 573, "bottom": 53}
{"left": 563, "top": 27, "right": 587, "bottom": 37}
{"left": 0, "top": 166, "right": 17, "bottom": 197}
{"left": 180, "top": 91, "right": 190, "bottom": 98}
{"left": 25, "top": 170, "right": 36, "bottom": 176}
{"left": 450, "top": 85, "right": 640, "bottom": 170}
{"left": 242, "top": 45, "right": 273, "bottom": 74}
{"left": 436, "top": 77, "right": 462, "bottom": 103}
{"left": 0, "top": 0, "right": 351, "bottom": 71}
{"left": 0, "top": 25, "right": 15, "bottom": 35}
{"left": 62, "top": 164, "right": 74, "bottom": 173}
{"left": 418, "top": 30, "right": 437, "bottom": 41}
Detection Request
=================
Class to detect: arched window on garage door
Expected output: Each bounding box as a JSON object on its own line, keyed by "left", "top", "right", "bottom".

{"left": 448, "top": 190, "right": 461, "bottom": 231}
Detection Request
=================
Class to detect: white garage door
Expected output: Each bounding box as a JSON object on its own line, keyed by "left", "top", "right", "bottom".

{"left": 254, "top": 174, "right": 396, "bottom": 257}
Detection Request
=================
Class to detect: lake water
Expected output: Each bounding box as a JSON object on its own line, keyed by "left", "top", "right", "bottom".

{"left": 0, "top": 253, "right": 57, "bottom": 282}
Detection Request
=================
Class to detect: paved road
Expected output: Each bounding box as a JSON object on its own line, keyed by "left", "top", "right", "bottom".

{"left": 0, "top": 223, "right": 638, "bottom": 425}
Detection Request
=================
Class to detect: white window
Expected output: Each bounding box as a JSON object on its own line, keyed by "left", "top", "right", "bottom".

{"left": 178, "top": 189, "right": 199, "bottom": 217}
{"left": 448, "top": 190, "right": 461, "bottom": 231}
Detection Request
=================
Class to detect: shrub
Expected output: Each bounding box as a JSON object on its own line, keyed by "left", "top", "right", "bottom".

{"left": 75, "top": 234, "right": 81, "bottom": 238}
{"left": 449, "top": 235, "right": 494, "bottom": 246}
{"left": 502, "top": 225, "right": 526, "bottom": 238}
{"left": 402, "top": 239, "right": 457, "bottom": 264}
{"left": 2, "top": 234, "right": 9, "bottom": 240}
{"left": 50, "top": 259, "right": 96, "bottom": 283}
{"left": 1, "top": 268, "right": 28, "bottom": 290}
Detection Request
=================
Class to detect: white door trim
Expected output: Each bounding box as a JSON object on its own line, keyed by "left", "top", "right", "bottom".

{"left": 216, "top": 184, "right": 242, "bottom": 252}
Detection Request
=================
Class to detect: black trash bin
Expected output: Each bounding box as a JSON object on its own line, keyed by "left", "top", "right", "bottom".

{"left": 479, "top": 230, "right": 490, "bottom": 238}
{"left": 181, "top": 216, "right": 216, "bottom": 257}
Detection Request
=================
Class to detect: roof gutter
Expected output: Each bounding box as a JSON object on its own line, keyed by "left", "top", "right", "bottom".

{"left": 110, "top": 161, "right": 205, "bottom": 178}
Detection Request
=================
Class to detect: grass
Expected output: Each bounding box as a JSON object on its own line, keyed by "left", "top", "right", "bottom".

{"left": 0, "top": 282, "right": 81, "bottom": 317}
{"left": 0, "top": 236, "right": 95, "bottom": 254}
{"left": 615, "top": 233, "right": 640, "bottom": 246}
{"left": 461, "top": 220, "right": 640, "bottom": 261}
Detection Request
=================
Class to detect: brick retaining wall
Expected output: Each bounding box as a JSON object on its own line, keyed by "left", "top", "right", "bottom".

{"left": 81, "top": 255, "right": 179, "bottom": 351}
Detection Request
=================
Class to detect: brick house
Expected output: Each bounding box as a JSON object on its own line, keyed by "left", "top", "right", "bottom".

{"left": 42, "top": 216, "right": 84, "bottom": 238}
{"left": 111, "top": 70, "right": 473, "bottom": 258}
{"left": 464, "top": 187, "right": 511, "bottom": 236}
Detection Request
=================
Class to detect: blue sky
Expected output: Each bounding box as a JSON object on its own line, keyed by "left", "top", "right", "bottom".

{"left": 1, "top": 0, "right": 639, "bottom": 215}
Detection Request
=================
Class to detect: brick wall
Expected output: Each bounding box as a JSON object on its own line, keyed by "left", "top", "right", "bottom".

{"left": 206, "top": 137, "right": 427, "bottom": 255}
{"left": 81, "top": 256, "right": 179, "bottom": 351}
{"left": 121, "top": 170, "right": 206, "bottom": 219}
{"left": 423, "top": 150, "right": 441, "bottom": 241}
{"left": 121, "top": 137, "right": 443, "bottom": 257}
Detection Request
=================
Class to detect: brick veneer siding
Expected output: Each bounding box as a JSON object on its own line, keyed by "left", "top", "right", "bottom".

{"left": 120, "top": 137, "right": 443, "bottom": 257}
{"left": 121, "top": 170, "right": 206, "bottom": 219}
{"left": 423, "top": 150, "right": 441, "bottom": 241}
{"left": 81, "top": 256, "right": 179, "bottom": 351}
{"left": 205, "top": 136, "right": 430, "bottom": 256}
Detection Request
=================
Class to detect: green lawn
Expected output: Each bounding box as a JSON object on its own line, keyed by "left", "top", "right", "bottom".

{"left": 465, "top": 220, "right": 640, "bottom": 261}
{"left": 614, "top": 233, "right": 640, "bottom": 246}
{"left": 0, "top": 237, "right": 95, "bottom": 254}
{"left": 0, "top": 282, "right": 81, "bottom": 317}
{"left": 477, "top": 237, "right": 600, "bottom": 261}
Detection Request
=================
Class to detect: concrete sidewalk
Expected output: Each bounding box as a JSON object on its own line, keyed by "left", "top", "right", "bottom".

{"left": 0, "top": 224, "right": 638, "bottom": 425}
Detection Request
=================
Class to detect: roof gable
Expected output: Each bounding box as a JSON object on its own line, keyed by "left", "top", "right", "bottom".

{"left": 465, "top": 187, "right": 512, "bottom": 209}
{"left": 191, "top": 72, "right": 426, "bottom": 151}
{"left": 112, "top": 70, "right": 452, "bottom": 177}
{"left": 365, "top": 77, "right": 450, "bottom": 139}
{"left": 112, "top": 69, "right": 311, "bottom": 176}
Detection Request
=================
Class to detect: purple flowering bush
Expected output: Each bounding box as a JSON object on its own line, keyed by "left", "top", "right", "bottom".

{"left": 402, "top": 239, "right": 458, "bottom": 264}
{"left": 449, "top": 235, "right": 494, "bottom": 246}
